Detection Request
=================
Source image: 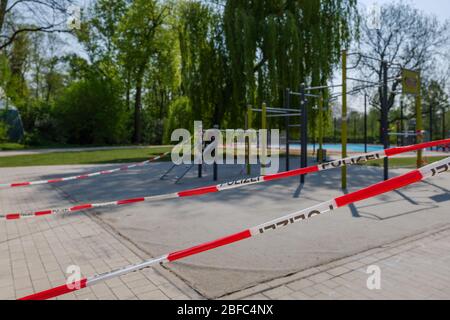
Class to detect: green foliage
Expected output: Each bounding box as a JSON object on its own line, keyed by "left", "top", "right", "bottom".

{"left": 178, "top": 1, "right": 231, "bottom": 128}
{"left": 0, "top": 142, "right": 25, "bottom": 150}
{"left": 423, "top": 80, "right": 449, "bottom": 140}
{"left": 423, "top": 81, "right": 449, "bottom": 113}
{"left": 1, "top": 0, "right": 370, "bottom": 147}
{"left": 224, "top": 0, "right": 358, "bottom": 117}
{"left": 141, "top": 11, "right": 180, "bottom": 144}
{"left": 115, "top": 0, "right": 169, "bottom": 143}
{"left": 5, "top": 32, "right": 30, "bottom": 108}
{"left": 0, "top": 120, "right": 8, "bottom": 142}
{"left": 55, "top": 76, "right": 127, "bottom": 145}
{"left": 0, "top": 53, "right": 10, "bottom": 89}
{"left": 163, "top": 96, "right": 192, "bottom": 144}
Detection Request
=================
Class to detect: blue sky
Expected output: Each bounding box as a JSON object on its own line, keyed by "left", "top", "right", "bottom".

{"left": 359, "top": 0, "right": 450, "bottom": 21}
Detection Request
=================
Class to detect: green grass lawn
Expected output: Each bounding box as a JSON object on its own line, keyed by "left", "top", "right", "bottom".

{"left": 0, "top": 143, "right": 26, "bottom": 151}
{"left": 0, "top": 146, "right": 173, "bottom": 167}
{"left": 0, "top": 142, "right": 166, "bottom": 151}
{"left": 363, "top": 156, "right": 448, "bottom": 169}
{"left": 0, "top": 145, "right": 447, "bottom": 169}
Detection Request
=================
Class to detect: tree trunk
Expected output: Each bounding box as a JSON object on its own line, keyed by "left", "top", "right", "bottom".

{"left": 0, "top": 0, "right": 8, "bottom": 34}
{"left": 133, "top": 61, "right": 149, "bottom": 144}
{"left": 126, "top": 71, "right": 131, "bottom": 111}
{"left": 133, "top": 76, "right": 143, "bottom": 144}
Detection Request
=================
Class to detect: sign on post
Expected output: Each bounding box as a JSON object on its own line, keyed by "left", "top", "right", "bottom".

{"left": 402, "top": 69, "right": 420, "bottom": 95}
{"left": 401, "top": 69, "right": 423, "bottom": 168}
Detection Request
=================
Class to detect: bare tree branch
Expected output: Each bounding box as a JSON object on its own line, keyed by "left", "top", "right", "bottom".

{"left": 0, "top": 0, "right": 74, "bottom": 50}
{"left": 356, "top": 1, "right": 450, "bottom": 112}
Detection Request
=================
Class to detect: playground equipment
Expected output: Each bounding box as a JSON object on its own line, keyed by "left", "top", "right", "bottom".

{"left": 248, "top": 86, "right": 308, "bottom": 183}
{"left": 304, "top": 89, "right": 337, "bottom": 164}
{"left": 283, "top": 51, "right": 400, "bottom": 188}
{"left": 159, "top": 133, "right": 205, "bottom": 184}
{"left": 323, "top": 50, "right": 423, "bottom": 188}
{"left": 159, "top": 52, "right": 425, "bottom": 190}
{"left": 152, "top": 54, "right": 427, "bottom": 191}
{"left": 158, "top": 134, "right": 203, "bottom": 184}
{"left": 159, "top": 163, "right": 199, "bottom": 184}
{"left": 160, "top": 126, "right": 251, "bottom": 183}
{"left": 248, "top": 56, "right": 408, "bottom": 190}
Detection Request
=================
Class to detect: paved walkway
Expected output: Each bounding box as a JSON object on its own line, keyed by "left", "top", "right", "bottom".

{"left": 0, "top": 167, "right": 200, "bottom": 300}
{"left": 0, "top": 145, "right": 170, "bottom": 157}
{"left": 223, "top": 225, "right": 450, "bottom": 300}
{"left": 2, "top": 145, "right": 447, "bottom": 158}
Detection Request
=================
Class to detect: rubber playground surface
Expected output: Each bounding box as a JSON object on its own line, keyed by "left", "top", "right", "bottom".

{"left": 4, "top": 157, "right": 448, "bottom": 298}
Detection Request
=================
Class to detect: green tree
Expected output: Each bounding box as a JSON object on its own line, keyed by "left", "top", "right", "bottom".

{"left": 177, "top": 1, "right": 231, "bottom": 129}
{"left": 164, "top": 96, "right": 191, "bottom": 143}
{"left": 142, "top": 21, "right": 180, "bottom": 144}
{"left": 116, "top": 0, "right": 169, "bottom": 143}
{"left": 79, "top": 0, "right": 128, "bottom": 79}
{"left": 224, "top": 0, "right": 358, "bottom": 124}
{"left": 0, "top": 120, "right": 8, "bottom": 142}
{"left": 423, "top": 80, "right": 449, "bottom": 141}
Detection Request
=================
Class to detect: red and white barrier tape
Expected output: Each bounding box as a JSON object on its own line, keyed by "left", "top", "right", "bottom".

{"left": 18, "top": 156, "right": 450, "bottom": 300}
{"left": 2, "top": 139, "right": 450, "bottom": 221}
{"left": 0, "top": 152, "right": 170, "bottom": 188}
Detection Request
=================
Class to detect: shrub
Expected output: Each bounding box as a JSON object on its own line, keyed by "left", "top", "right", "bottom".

{"left": 55, "top": 77, "right": 127, "bottom": 145}
{"left": 0, "top": 121, "right": 8, "bottom": 143}
{"left": 163, "top": 96, "right": 192, "bottom": 144}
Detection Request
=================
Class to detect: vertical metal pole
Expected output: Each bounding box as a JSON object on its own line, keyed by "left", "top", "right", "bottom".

{"left": 364, "top": 94, "right": 368, "bottom": 153}
{"left": 341, "top": 50, "right": 348, "bottom": 189}
{"left": 381, "top": 61, "right": 389, "bottom": 181}
{"left": 285, "top": 88, "right": 290, "bottom": 171}
{"left": 213, "top": 125, "right": 218, "bottom": 181}
{"left": 416, "top": 73, "right": 423, "bottom": 168}
{"left": 261, "top": 102, "right": 267, "bottom": 175}
{"left": 400, "top": 97, "right": 404, "bottom": 146}
{"left": 443, "top": 109, "right": 446, "bottom": 140}
{"left": 198, "top": 128, "right": 203, "bottom": 178}
{"left": 429, "top": 103, "right": 433, "bottom": 148}
{"left": 334, "top": 117, "right": 337, "bottom": 143}
{"left": 246, "top": 105, "right": 253, "bottom": 175}
{"left": 300, "top": 83, "right": 307, "bottom": 185}
{"left": 318, "top": 93, "right": 324, "bottom": 163}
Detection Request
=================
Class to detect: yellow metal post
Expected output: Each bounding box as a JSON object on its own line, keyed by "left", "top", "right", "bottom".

{"left": 341, "top": 50, "right": 348, "bottom": 189}
{"left": 416, "top": 75, "right": 423, "bottom": 168}
{"left": 402, "top": 69, "right": 423, "bottom": 168}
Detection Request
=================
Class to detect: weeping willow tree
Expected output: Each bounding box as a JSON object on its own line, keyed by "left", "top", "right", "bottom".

{"left": 177, "top": 1, "right": 231, "bottom": 130}
{"left": 224, "top": 0, "right": 358, "bottom": 125}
